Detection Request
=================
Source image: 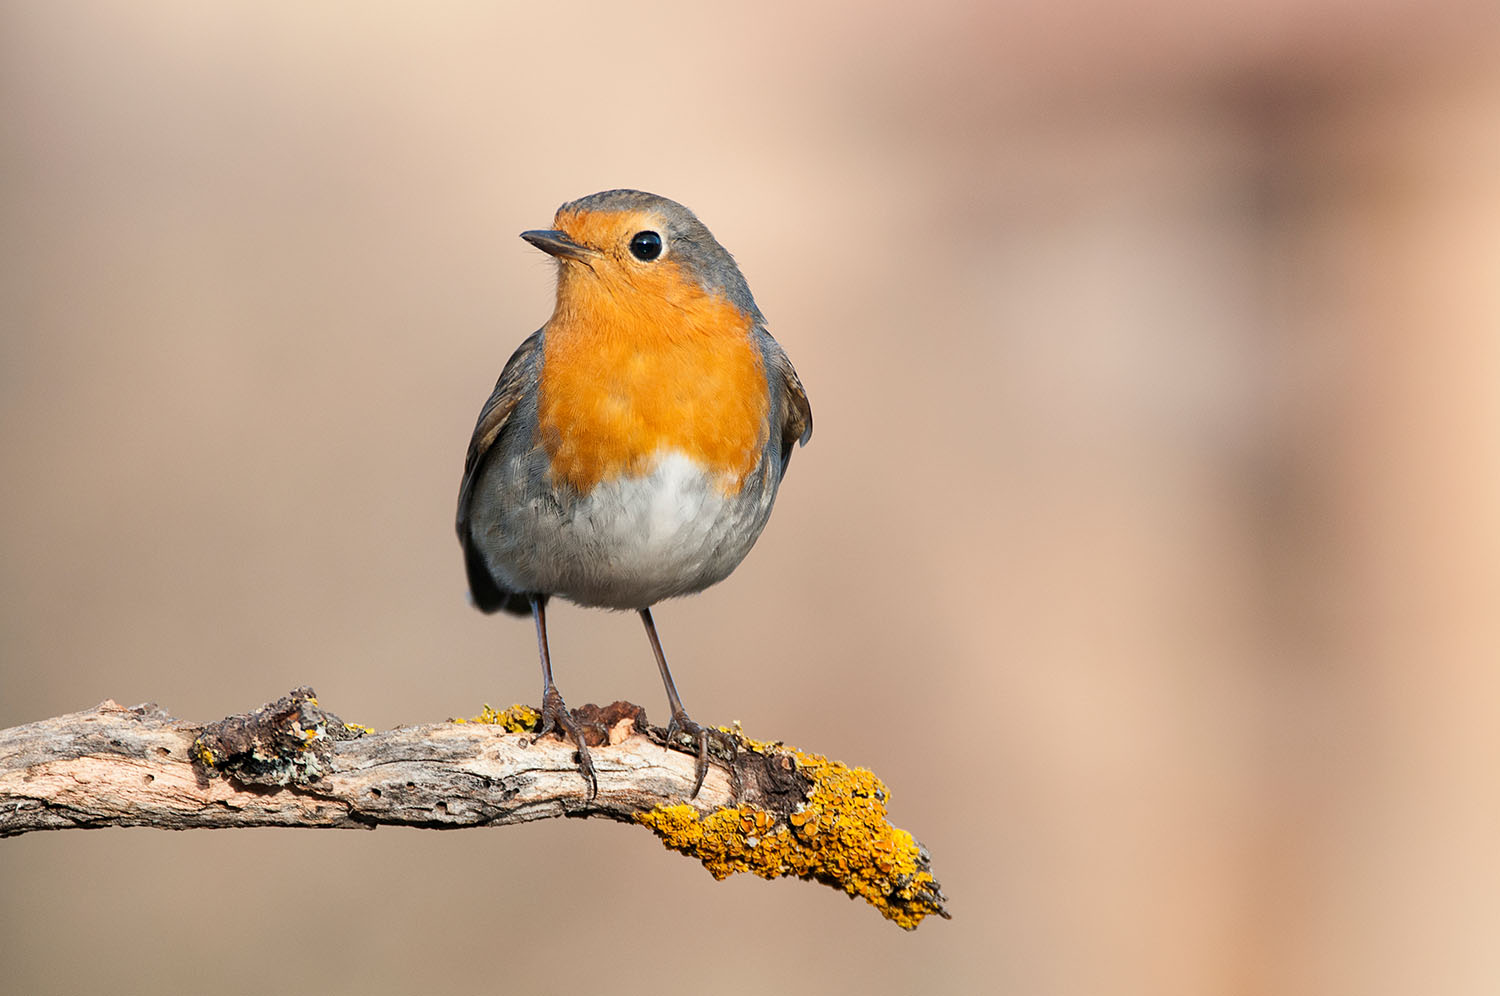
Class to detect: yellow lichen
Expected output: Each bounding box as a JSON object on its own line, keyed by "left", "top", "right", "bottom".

{"left": 343, "top": 722, "right": 376, "bottom": 736}
{"left": 635, "top": 740, "right": 947, "bottom": 930}
{"left": 451, "top": 703, "right": 541, "bottom": 734}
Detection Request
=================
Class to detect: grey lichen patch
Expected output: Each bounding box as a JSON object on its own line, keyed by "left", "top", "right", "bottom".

{"left": 191, "top": 686, "right": 369, "bottom": 787}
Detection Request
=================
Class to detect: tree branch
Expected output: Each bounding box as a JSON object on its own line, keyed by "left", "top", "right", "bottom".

{"left": 0, "top": 688, "right": 948, "bottom": 929}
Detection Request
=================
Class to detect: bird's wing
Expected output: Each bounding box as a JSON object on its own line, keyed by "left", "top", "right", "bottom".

{"left": 455, "top": 329, "right": 543, "bottom": 614}
{"left": 759, "top": 331, "right": 813, "bottom": 468}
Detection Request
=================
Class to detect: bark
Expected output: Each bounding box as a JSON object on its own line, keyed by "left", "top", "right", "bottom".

{"left": 0, "top": 689, "right": 949, "bottom": 929}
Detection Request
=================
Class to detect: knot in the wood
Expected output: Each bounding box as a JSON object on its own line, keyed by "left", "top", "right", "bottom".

{"left": 191, "top": 686, "right": 371, "bottom": 787}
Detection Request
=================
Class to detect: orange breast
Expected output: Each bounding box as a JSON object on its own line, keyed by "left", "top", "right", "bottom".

{"left": 536, "top": 259, "right": 770, "bottom": 494}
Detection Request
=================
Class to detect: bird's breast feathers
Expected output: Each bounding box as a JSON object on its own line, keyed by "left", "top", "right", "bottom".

{"left": 472, "top": 443, "right": 779, "bottom": 609}
{"left": 535, "top": 271, "right": 771, "bottom": 496}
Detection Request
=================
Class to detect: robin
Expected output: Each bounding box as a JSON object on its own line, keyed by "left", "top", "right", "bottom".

{"left": 456, "top": 189, "right": 812, "bottom": 798}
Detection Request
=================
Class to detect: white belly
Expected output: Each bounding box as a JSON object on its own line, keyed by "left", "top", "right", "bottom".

{"left": 472, "top": 448, "right": 778, "bottom": 609}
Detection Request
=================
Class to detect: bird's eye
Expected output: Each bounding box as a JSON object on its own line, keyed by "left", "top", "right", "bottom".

{"left": 629, "top": 230, "right": 663, "bottom": 261}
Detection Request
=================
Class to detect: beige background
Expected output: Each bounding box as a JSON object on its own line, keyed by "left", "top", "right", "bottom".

{"left": 4, "top": 3, "right": 1500, "bottom": 994}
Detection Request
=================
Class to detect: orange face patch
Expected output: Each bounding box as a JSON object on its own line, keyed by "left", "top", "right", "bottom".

{"left": 535, "top": 211, "right": 770, "bottom": 494}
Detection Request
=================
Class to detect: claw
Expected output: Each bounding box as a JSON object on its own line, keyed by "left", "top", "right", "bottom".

{"left": 531, "top": 686, "right": 598, "bottom": 799}
{"left": 639, "top": 607, "right": 738, "bottom": 799}
{"left": 666, "top": 709, "right": 737, "bottom": 799}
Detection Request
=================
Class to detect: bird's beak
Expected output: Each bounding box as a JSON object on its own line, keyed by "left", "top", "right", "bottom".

{"left": 521, "top": 229, "right": 598, "bottom": 261}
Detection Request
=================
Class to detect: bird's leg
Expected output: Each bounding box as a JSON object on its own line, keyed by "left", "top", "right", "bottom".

{"left": 527, "top": 594, "right": 597, "bottom": 799}
{"left": 640, "top": 606, "right": 736, "bottom": 798}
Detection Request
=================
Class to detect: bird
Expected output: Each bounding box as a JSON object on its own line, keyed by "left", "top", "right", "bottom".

{"left": 456, "top": 189, "right": 812, "bottom": 799}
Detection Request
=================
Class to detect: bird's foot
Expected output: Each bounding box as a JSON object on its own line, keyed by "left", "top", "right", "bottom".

{"left": 664, "top": 709, "right": 739, "bottom": 799}
{"left": 531, "top": 686, "right": 598, "bottom": 799}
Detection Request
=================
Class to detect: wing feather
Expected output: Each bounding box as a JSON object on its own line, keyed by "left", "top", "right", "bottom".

{"left": 455, "top": 330, "right": 543, "bottom": 614}
{"left": 759, "top": 332, "right": 812, "bottom": 468}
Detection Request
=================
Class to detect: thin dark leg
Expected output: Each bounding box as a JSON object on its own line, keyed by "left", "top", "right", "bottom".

{"left": 641, "top": 606, "right": 688, "bottom": 718}
{"left": 528, "top": 594, "right": 597, "bottom": 798}
{"left": 533, "top": 594, "right": 555, "bottom": 692}
{"left": 640, "top": 606, "right": 735, "bottom": 798}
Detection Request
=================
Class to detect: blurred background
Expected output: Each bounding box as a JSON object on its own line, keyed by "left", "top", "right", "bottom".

{"left": 3, "top": 2, "right": 1498, "bottom": 993}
